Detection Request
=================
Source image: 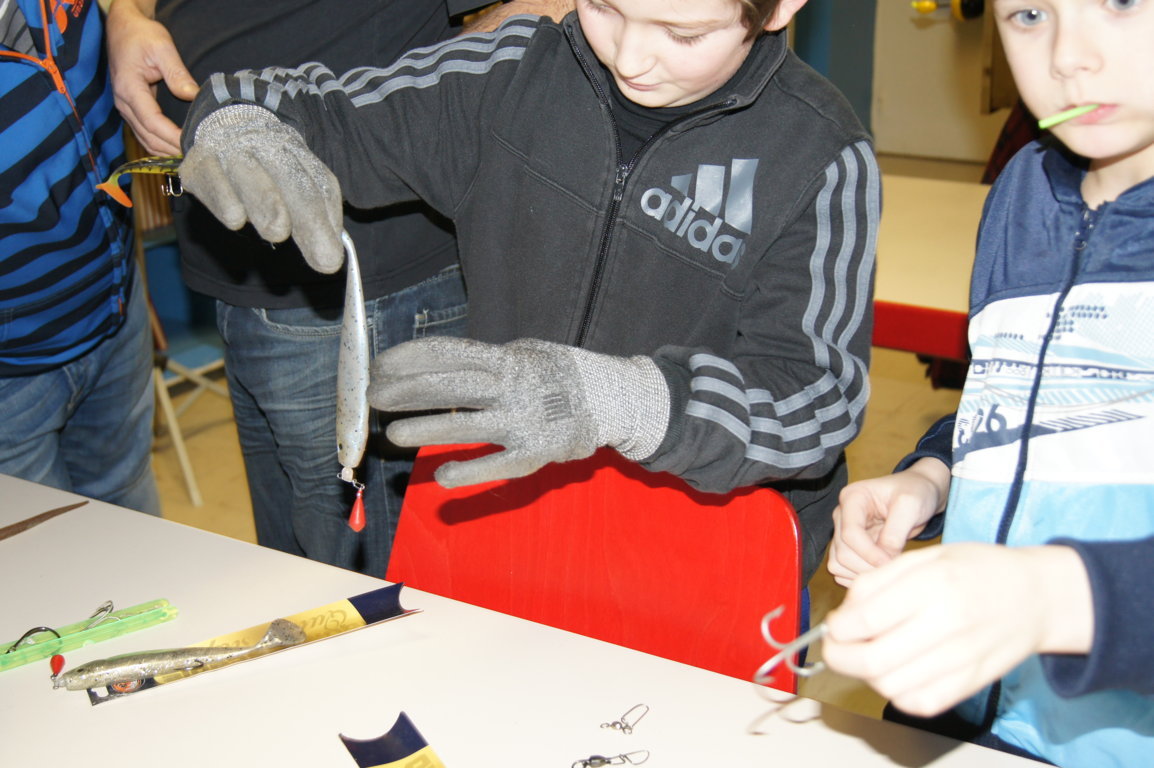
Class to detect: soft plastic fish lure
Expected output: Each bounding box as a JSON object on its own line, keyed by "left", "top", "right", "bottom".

{"left": 336, "top": 231, "right": 370, "bottom": 532}
{"left": 96, "top": 155, "right": 183, "bottom": 207}
{"left": 51, "top": 618, "right": 305, "bottom": 691}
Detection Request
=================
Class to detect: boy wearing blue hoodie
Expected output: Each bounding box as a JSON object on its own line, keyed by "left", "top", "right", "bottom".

{"left": 825, "top": 1, "right": 1154, "bottom": 764}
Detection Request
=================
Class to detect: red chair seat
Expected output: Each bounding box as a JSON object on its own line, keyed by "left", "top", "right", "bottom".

{"left": 386, "top": 444, "right": 802, "bottom": 691}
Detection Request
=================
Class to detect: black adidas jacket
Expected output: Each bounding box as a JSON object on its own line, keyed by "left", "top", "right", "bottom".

{"left": 184, "top": 13, "right": 878, "bottom": 566}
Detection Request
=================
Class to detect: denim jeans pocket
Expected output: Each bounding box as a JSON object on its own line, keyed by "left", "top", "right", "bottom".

{"left": 254, "top": 305, "right": 344, "bottom": 339}
{"left": 414, "top": 303, "right": 467, "bottom": 336}
{"left": 411, "top": 265, "right": 467, "bottom": 339}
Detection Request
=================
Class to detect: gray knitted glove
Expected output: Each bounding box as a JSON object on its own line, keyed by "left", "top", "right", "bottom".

{"left": 180, "top": 104, "right": 345, "bottom": 273}
{"left": 368, "top": 337, "right": 671, "bottom": 488}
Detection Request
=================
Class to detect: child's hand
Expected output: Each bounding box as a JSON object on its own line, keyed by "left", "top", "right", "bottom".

{"left": 827, "top": 458, "right": 950, "bottom": 587}
{"left": 822, "top": 543, "right": 1093, "bottom": 718}
{"left": 180, "top": 105, "right": 345, "bottom": 274}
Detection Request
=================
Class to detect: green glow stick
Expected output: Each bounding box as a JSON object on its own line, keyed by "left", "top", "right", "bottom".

{"left": 0, "top": 599, "right": 178, "bottom": 672}
{"left": 1038, "top": 104, "right": 1098, "bottom": 130}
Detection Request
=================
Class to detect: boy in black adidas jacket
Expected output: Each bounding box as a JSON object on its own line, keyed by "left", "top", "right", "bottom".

{"left": 178, "top": 0, "right": 877, "bottom": 580}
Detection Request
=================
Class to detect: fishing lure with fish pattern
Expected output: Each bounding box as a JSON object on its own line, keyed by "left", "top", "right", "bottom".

{"left": 96, "top": 154, "right": 183, "bottom": 207}
{"left": 51, "top": 619, "right": 306, "bottom": 692}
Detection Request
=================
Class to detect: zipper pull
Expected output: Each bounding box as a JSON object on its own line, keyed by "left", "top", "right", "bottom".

{"left": 42, "top": 57, "right": 68, "bottom": 95}
{"left": 1073, "top": 207, "right": 1097, "bottom": 252}
{"left": 613, "top": 165, "right": 629, "bottom": 202}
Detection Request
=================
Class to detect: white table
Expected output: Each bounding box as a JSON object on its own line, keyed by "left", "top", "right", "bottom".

{"left": 874, "top": 175, "right": 988, "bottom": 360}
{"left": 0, "top": 475, "right": 1033, "bottom": 767}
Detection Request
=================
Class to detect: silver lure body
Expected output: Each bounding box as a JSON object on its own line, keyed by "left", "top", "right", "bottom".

{"left": 337, "top": 230, "right": 370, "bottom": 484}
{"left": 52, "top": 618, "right": 306, "bottom": 691}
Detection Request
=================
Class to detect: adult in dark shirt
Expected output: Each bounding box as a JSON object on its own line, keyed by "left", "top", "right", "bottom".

{"left": 103, "top": 0, "right": 544, "bottom": 574}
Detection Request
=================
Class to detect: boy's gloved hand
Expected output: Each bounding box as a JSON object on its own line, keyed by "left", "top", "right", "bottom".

{"left": 368, "top": 337, "right": 670, "bottom": 488}
{"left": 179, "top": 104, "right": 345, "bottom": 273}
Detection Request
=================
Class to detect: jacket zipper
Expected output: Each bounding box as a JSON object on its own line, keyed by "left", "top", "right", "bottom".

{"left": 978, "top": 202, "right": 1100, "bottom": 733}
{"left": 6, "top": 0, "right": 126, "bottom": 314}
{"left": 568, "top": 36, "right": 736, "bottom": 347}
{"left": 993, "top": 204, "right": 1099, "bottom": 544}
{"left": 1, "top": 47, "right": 67, "bottom": 98}
{"left": 5, "top": 0, "right": 100, "bottom": 173}
{"left": 8, "top": 0, "right": 76, "bottom": 101}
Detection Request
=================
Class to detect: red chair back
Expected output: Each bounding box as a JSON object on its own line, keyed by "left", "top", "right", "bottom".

{"left": 386, "top": 444, "right": 802, "bottom": 691}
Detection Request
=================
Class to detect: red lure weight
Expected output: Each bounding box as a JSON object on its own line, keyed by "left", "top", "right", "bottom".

{"left": 348, "top": 488, "right": 366, "bottom": 533}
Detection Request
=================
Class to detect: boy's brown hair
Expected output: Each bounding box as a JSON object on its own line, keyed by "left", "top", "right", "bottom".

{"left": 738, "top": 0, "right": 784, "bottom": 40}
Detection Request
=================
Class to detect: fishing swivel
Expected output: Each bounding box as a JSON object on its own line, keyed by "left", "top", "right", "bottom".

{"left": 572, "top": 750, "right": 650, "bottom": 768}
{"left": 600, "top": 703, "right": 649, "bottom": 735}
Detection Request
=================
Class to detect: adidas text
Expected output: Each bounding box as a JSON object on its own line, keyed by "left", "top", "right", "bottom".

{"left": 641, "top": 189, "right": 746, "bottom": 266}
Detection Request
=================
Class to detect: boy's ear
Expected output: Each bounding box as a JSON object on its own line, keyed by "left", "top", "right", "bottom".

{"left": 763, "top": 0, "right": 808, "bottom": 32}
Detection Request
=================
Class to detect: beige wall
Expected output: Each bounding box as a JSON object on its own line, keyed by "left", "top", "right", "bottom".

{"left": 871, "top": 4, "right": 1007, "bottom": 163}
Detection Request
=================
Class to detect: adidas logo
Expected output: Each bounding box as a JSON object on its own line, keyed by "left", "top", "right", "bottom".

{"left": 640, "top": 159, "right": 758, "bottom": 267}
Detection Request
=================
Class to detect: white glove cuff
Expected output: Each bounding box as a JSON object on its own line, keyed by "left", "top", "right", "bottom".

{"left": 568, "top": 348, "right": 670, "bottom": 461}
{"left": 194, "top": 104, "right": 282, "bottom": 143}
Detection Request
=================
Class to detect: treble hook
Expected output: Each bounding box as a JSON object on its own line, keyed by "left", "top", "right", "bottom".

{"left": 753, "top": 605, "right": 827, "bottom": 685}
{"left": 96, "top": 155, "right": 183, "bottom": 207}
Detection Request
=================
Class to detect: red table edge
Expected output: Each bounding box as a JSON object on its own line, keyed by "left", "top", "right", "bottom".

{"left": 873, "top": 300, "right": 969, "bottom": 361}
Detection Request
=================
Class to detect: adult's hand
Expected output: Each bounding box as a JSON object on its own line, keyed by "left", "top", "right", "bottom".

{"left": 822, "top": 542, "right": 1094, "bottom": 717}
{"left": 106, "top": 0, "right": 198, "bottom": 155}
{"left": 827, "top": 457, "right": 950, "bottom": 587}
{"left": 461, "top": 0, "right": 575, "bottom": 34}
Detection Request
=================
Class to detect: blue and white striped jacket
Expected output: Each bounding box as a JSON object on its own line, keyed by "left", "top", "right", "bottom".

{"left": 1, "top": 0, "right": 131, "bottom": 375}
{"left": 911, "top": 141, "right": 1154, "bottom": 767}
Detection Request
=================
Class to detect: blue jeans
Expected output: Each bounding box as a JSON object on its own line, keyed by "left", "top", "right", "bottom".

{"left": 0, "top": 269, "right": 160, "bottom": 515}
{"left": 216, "top": 264, "right": 467, "bottom": 577}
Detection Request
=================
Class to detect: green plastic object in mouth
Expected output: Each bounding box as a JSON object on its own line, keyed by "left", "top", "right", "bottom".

{"left": 1038, "top": 104, "right": 1098, "bottom": 130}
